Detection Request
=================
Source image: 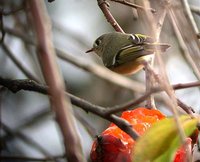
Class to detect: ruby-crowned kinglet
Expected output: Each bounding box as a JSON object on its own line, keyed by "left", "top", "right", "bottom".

{"left": 86, "top": 32, "right": 170, "bottom": 75}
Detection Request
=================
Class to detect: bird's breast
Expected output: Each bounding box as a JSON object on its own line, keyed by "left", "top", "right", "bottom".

{"left": 109, "top": 55, "right": 153, "bottom": 75}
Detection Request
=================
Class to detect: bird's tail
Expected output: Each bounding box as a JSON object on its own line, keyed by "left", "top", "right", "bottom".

{"left": 144, "top": 43, "right": 170, "bottom": 52}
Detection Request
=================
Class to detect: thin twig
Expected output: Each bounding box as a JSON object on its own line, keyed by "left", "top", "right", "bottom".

{"left": 129, "top": 0, "right": 138, "bottom": 19}
{"left": 144, "top": 60, "right": 192, "bottom": 159}
{"left": 170, "top": 13, "right": 200, "bottom": 80}
{"left": 97, "top": 0, "right": 124, "bottom": 33}
{"left": 0, "top": 77, "right": 197, "bottom": 122}
{"left": 108, "top": 114, "right": 139, "bottom": 139}
{"left": 65, "top": 92, "right": 140, "bottom": 139}
{"left": 74, "top": 111, "right": 98, "bottom": 137}
{"left": 173, "top": 81, "right": 200, "bottom": 90}
{"left": 1, "top": 7, "right": 24, "bottom": 16}
{"left": 0, "top": 11, "right": 5, "bottom": 43}
{"left": 168, "top": 1, "right": 200, "bottom": 77}
{"left": 181, "top": 0, "right": 199, "bottom": 34}
{"left": 190, "top": 5, "right": 200, "bottom": 16}
{"left": 106, "top": 90, "right": 153, "bottom": 114}
{"left": 110, "top": 0, "right": 156, "bottom": 13}
{"left": 1, "top": 43, "right": 40, "bottom": 82}
{"left": 5, "top": 27, "right": 35, "bottom": 44}
{"left": 177, "top": 99, "right": 195, "bottom": 114}
{"left": 57, "top": 49, "right": 145, "bottom": 93}
{"left": 141, "top": 1, "right": 189, "bottom": 154}
{"left": 28, "top": 1, "right": 85, "bottom": 162}
{"left": 4, "top": 27, "right": 145, "bottom": 93}
{"left": 0, "top": 77, "right": 140, "bottom": 140}
{"left": 135, "top": 1, "right": 167, "bottom": 108}
{"left": 0, "top": 77, "right": 197, "bottom": 113}
{"left": 1, "top": 122, "right": 54, "bottom": 158}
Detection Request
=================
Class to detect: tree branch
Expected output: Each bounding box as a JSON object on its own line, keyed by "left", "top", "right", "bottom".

{"left": 110, "top": 0, "right": 156, "bottom": 13}
{"left": 0, "top": 6, "right": 24, "bottom": 16}
{"left": 0, "top": 76, "right": 139, "bottom": 140}
{"left": 1, "top": 122, "right": 53, "bottom": 158}
{"left": 1, "top": 43, "right": 40, "bottom": 82}
{"left": 28, "top": 1, "right": 85, "bottom": 162}
{"left": 4, "top": 27, "right": 145, "bottom": 93}
{"left": 190, "top": 5, "right": 200, "bottom": 16}
{"left": 168, "top": 1, "right": 200, "bottom": 77}
{"left": 97, "top": 0, "right": 124, "bottom": 32}
{"left": 0, "top": 77, "right": 197, "bottom": 139}
{"left": 57, "top": 49, "right": 145, "bottom": 92}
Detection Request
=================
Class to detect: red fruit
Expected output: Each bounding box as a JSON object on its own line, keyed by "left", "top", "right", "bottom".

{"left": 173, "top": 138, "right": 192, "bottom": 162}
{"left": 91, "top": 108, "right": 198, "bottom": 162}
{"left": 90, "top": 134, "right": 131, "bottom": 162}
{"left": 90, "top": 107, "right": 166, "bottom": 162}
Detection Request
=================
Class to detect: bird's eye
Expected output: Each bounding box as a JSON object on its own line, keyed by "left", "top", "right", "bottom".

{"left": 94, "top": 39, "right": 102, "bottom": 47}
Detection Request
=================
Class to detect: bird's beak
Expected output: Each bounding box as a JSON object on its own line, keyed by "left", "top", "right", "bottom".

{"left": 85, "top": 48, "right": 94, "bottom": 53}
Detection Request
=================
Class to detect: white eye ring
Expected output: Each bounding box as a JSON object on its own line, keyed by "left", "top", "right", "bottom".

{"left": 130, "top": 35, "right": 135, "bottom": 40}
{"left": 129, "top": 34, "right": 140, "bottom": 44}
{"left": 94, "top": 39, "right": 102, "bottom": 47}
{"left": 94, "top": 43, "right": 98, "bottom": 48}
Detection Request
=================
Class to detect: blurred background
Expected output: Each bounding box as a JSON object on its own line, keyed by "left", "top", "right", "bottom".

{"left": 0, "top": 0, "right": 200, "bottom": 161}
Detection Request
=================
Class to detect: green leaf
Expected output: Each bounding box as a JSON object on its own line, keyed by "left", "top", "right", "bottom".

{"left": 154, "top": 117, "right": 198, "bottom": 162}
{"left": 131, "top": 115, "right": 198, "bottom": 162}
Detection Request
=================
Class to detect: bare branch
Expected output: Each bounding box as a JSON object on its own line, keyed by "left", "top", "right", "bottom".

{"left": 106, "top": 90, "right": 153, "bottom": 114}
{"left": 181, "top": 0, "right": 199, "bottom": 34}
{"left": 190, "top": 5, "right": 200, "bottom": 16}
{"left": 110, "top": 0, "right": 156, "bottom": 13}
{"left": 97, "top": 0, "right": 124, "bottom": 33}
{"left": 28, "top": 1, "right": 85, "bottom": 162}
{"left": 168, "top": 1, "right": 200, "bottom": 77}
{"left": 0, "top": 7, "right": 24, "bottom": 16}
{"left": 144, "top": 60, "right": 193, "bottom": 155}
{"left": 57, "top": 49, "right": 145, "bottom": 93}
{"left": 4, "top": 27, "right": 145, "bottom": 93}
{"left": 177, "top": 99, "right": 195, "bottom": 114}
{"left": 0, "top": 76, "right": 139, "bottom": 140}
{"left": 170, "top": 15, "right": 200, "bottom": 80}
{"left": 1, "top": 43, "right": 40, "bottom": 82}
{"left": 173, "top": 81, "right": 200, "bottom": 90}
{"left": 0, "top": 12, "right": 5, "bottom": 43}
{"left": 0, "top": 77, "right": 197, "bottom": 114}
{"left": 1, "top": 122, "right": 53, "bottom": 158}
{"left": 0, "top": 77, "right": 196, "bottom": 134}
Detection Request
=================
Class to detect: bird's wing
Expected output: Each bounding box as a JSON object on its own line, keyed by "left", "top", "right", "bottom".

{"left": 114, "top": 45, "right": 153, "bottom": 66}
{"left": 129, "top": 34, "right": 155, "bottom": 44}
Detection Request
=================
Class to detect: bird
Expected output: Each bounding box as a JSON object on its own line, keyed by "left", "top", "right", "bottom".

{"left": 86, "top": 32, "right": 170, "bottom": 75}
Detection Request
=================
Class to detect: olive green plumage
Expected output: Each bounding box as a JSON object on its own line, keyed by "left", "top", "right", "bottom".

{"left": 87, "top": 32, "right": 170, "bottom": 75}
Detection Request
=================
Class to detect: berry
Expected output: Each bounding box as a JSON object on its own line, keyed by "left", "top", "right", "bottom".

{"left": 90, "top": 134, "right": 131, "bottom": 162}
{"left": 90, "top": 107, "right": 165, "bottom": 162}
{"left": 90, "top": 108, "right": 197, "bottom": 162}
{"left": 173, "top": 138, "right": 192, "bottom": 162}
